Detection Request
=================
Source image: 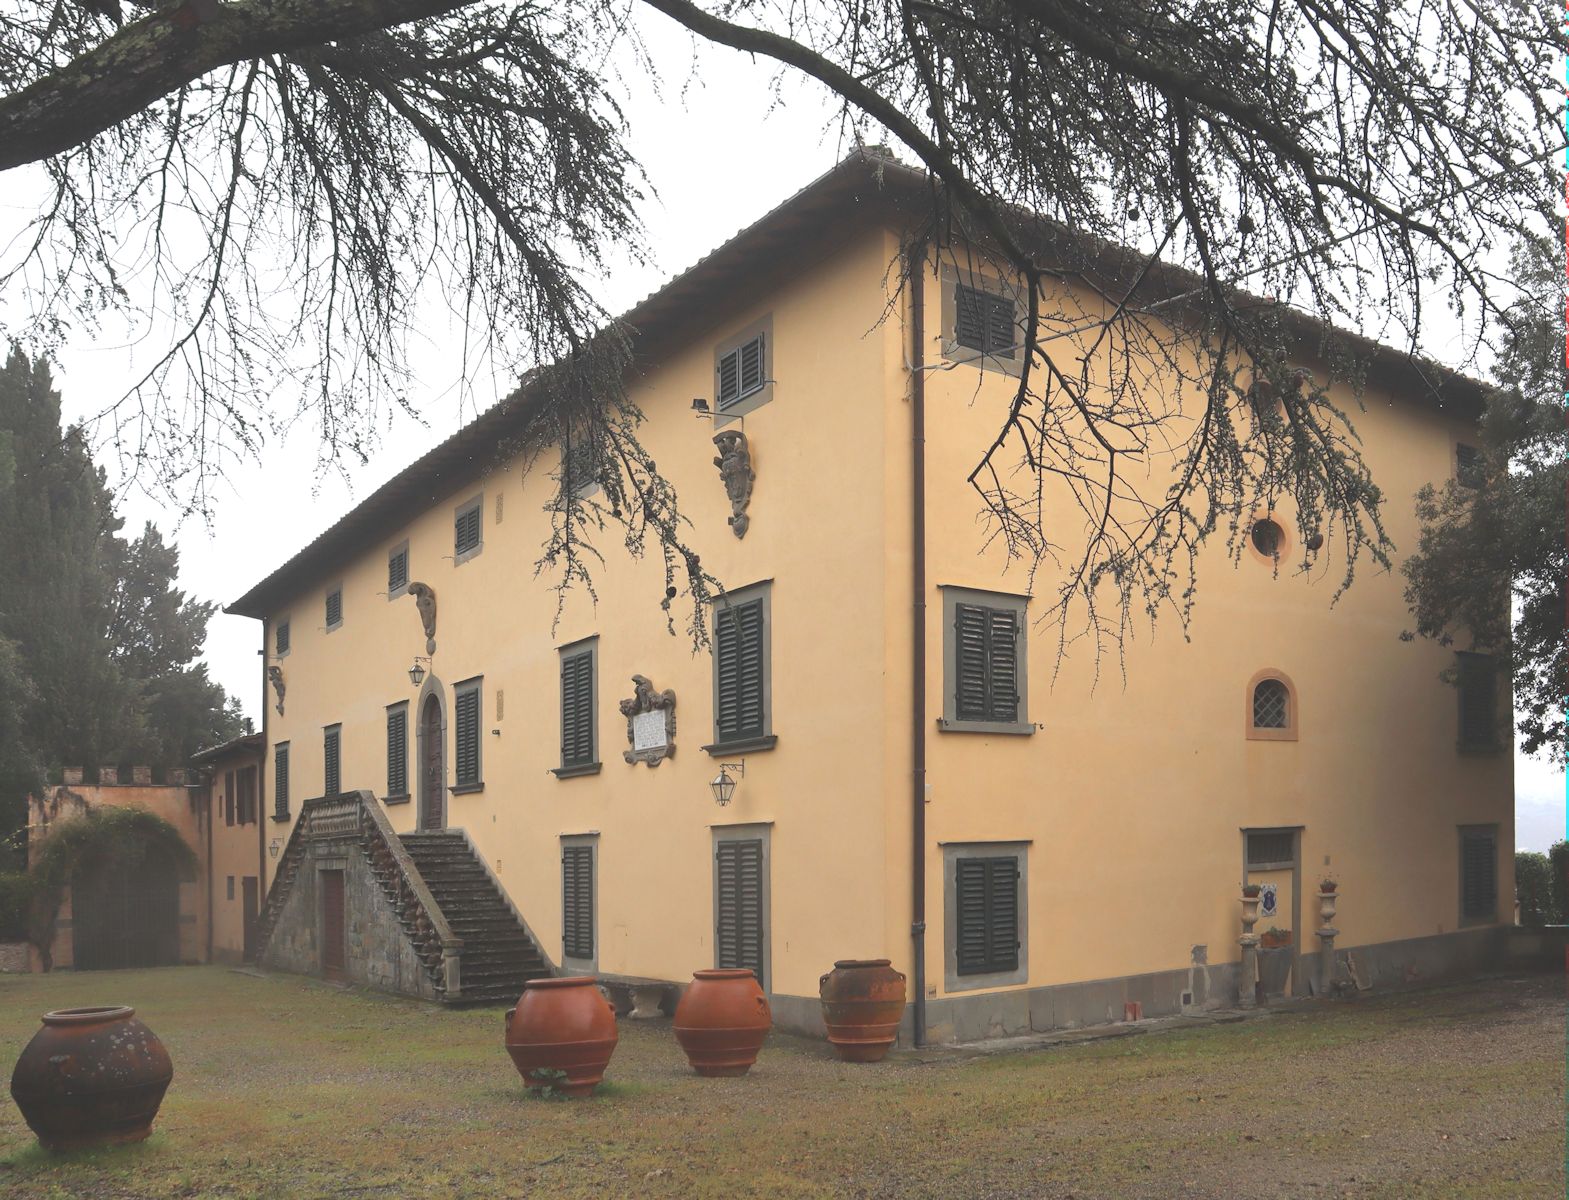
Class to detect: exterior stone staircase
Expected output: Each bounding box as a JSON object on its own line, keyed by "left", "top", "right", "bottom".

{"left": 399, "top": 831, "right": 552, "bottom": 1005}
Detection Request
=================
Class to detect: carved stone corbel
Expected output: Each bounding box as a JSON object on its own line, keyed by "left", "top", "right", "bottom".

{"left": 408, "top": 582, "right": 437, "bottom": 654}
{"left": 618, "top": 674, "right": 677, "bottom": 767}
{"left": 267, "top": 665, "right": 285, "bottom": 716}
{"left": 712, "top": 430, "right": 754, "bottom": 539}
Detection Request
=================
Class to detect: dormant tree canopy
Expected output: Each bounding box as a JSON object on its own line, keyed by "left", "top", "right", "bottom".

{"left": 0, "top": 0, "right": 1552, "bottom": 655}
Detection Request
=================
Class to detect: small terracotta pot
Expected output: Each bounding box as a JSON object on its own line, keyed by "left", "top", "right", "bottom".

{"left": 673, "top": 969, "right": 771, "bottom": 1077}
{"left": 10, "top": 1006, "right": 174, "bottom": 1151}
{"left": 819, "top": 959, "right": 906, "bottom": 1063}
{"left": 504, "top": 977, "right": 618, "bottom": 1098}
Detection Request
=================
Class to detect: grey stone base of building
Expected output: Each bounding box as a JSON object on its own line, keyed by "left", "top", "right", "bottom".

{"left": 259, "top": 833, "right": 441, "bottom": 1002}
{"left": 901, "top": 925, "right": 1509, "bottom": 1046}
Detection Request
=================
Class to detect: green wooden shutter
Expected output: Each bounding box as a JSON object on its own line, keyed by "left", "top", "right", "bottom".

{"left": 274, "top": 745, "right": 289, "bottom": 818}
{"left": 276, "top": 622, "right": 290, "bottom": 655}
{"left": 984, "top": 291, "right": 1016, "bottom": 358}
{"left": 562, "top": 846, "right": 595, "bottom": 960}
{"left": 323, "top": 728, "right": 340, "bottom": 796}
{"left": 717, "top": 347, "right": 741, "bottom": 408}
{"left": 325, "top": 589, "right": 342, "bottom": 628}
{"left": 387, "top": 708, "right": 407, "bottom": 796}
{"left": 388, "top": 548, "right": 408, "bottom": 592}
{"left": 955, "top": 855, "right": 1020, "bottom": 976}
{"left": 954, "top": 603, "right": 991, "bottom": 721}
{"left": 955, "top": 285, "right": 987, "bottom": 351}
{"left": 715, "top": 839, "right": 765, "bottom": 984}
{"left": 738, "top": 334, "right": 765, "bottom": 396}
{"left": 986, "top": 608, "right": 1019, "bottom": 722}
{"left": 455, "top": 505, "right": 481, "bottom": 555}
{"left": 715, "top": 598, "right": 765, "bottom": 742}
{"left": 1457, "top": 653, "right": 1497, "bottom": 748}
{"left": 455, "top": 687, "right": 480, "bottom": 786}
{"left": 560, "top": 651, "right": 595, "bottom": 767}
{"left": 1461, "top": 831, "right": 1496, "bottom": 919}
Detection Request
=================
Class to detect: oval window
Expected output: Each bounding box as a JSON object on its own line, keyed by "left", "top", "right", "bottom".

{"left": 1250, "top": 519, "right": 1283, "bottom": 558}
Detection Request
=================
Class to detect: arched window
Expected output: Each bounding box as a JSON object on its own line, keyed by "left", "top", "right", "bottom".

{"left": 1246, "top": 671, "right": 1299, "bottom": 741}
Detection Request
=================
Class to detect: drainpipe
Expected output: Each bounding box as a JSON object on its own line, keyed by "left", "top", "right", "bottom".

{"left": 204, "top": 767, "right": 214, "bottom": 964}
{"left": 908, "top": 237, "right": 929, "bottom": 1047}
{"left": 256, "top": 619, "right": 269, "bottom": 961}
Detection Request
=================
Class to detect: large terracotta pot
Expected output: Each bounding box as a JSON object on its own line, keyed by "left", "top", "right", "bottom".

{"left": 504, "top": 977, "right": 618, "bottom": 1098}
{"left": 819, "top": 959, "right": 906, "bottom": 1063}
{"left": 673, "top": 969, "right": 771, "bottom": 1077}
{"left": 10, "top": 1006, "right": 173, "bottom": 1151}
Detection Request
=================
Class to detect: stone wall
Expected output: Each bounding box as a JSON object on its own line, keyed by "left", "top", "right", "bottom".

{"left": 0, "top": 942, "right": 30, "bottom": 973}
{"left": 259, "top": 828, "right": 441, "bottom": 1002}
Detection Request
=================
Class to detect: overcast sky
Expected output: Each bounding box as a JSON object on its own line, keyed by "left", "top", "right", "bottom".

{"left": 5, "top": 12, "right": 1563, "bottom": 850}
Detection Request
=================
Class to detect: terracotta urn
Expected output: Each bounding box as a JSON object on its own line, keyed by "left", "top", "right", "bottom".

{"left": 504, "top": 977, "right": 618, "bottom": 1097}
{"left": 819, "top": 959, "right": 906, "bottom": 1063}
{"left": 10, "top": 1006, "right": 174, "bottom": 1151}
{"left": 673, "top": 969, "right": 771, "bottom": 1077}
{"left": 1318, "top": 889, "right": 1339, "bottom": 924}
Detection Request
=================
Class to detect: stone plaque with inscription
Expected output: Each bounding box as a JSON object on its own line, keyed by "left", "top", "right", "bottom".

{"left": 620, "top": 675, "right": 677, "bottom": 767}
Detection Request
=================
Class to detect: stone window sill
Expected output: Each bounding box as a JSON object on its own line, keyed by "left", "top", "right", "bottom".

{"left": 702, "top": 735, "right": 778, "bottom": 756}
{"left": 270, "top": 811, "right": 291, "bottom": 823}
{"left": 449, "top": 782, "right": 485, "bottom": 796}
{"left": 936, "top": 719, "right": 1035, "bottom": 736}
{"left": 382, "top": 793, "right": 411, "bottom": 806}
{"left": 552, "top": 762, "right": 602, "bottom": 779}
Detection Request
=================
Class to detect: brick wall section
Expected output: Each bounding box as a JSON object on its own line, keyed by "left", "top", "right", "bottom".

{"left": 259, "top": 831, "right": 441, "bottom": 1002}
{"left": 0, "top": 942, "right": 29, "bottom": 973}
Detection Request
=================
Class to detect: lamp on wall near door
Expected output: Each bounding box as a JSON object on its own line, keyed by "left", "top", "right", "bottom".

{"left": 268, "top": 838, "right": 282, "bottom": 859}
{"left": 710, "top": 761, "right": 745, "bottom": 806}
{"left": 408, "top": 656, "right": 431, "bottom": 687}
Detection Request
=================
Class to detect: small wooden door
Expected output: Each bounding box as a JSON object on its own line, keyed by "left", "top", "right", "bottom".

{"left": 321, "top": 870, "right": 346, "bottom": 982}
{"left": 241, "top": 876, "right": 259, "bottom": 962}
{"left": 419, "top": 693, "right": 445, "bottom": 830}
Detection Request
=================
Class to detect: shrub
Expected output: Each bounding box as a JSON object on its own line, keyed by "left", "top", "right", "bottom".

{"left": 1550, "top": 841, "right": 1569, "bottom": 925}
{"left": 1515, "top": 851, "right": 1558, "bottom": 926}
{"left": 0, "top": 871, "right": 29, "bottom": 940}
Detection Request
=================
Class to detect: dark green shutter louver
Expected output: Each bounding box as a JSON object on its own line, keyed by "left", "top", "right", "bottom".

{"left": 276, "top": 622, "right": 290, "bottom": 655}
{"left": 455, "top": 686, "right": 480, "bottom": 786}
{"left": 955, "top": 855, "right": 1020, "bottom": 976}
{"left": 274, "top": 745, "right": 289, "bottom": 818}
{"left": 1455, "top": 443, "right": 1483, "bottom": 488}
{"left": 1457, "top": 653, "right": 1497, "bottom": 749}
{"left": 323, "top": 728, "right": 340, "bottom": 796}
{"left": 717, "top": 348, "right": 740, "bottom": 407}
{"left": 562, "top": 845, "right": 595, "bottom": 960}
{"left": 560, "top": 651, "right": 595, "bottom": 768}
{"left": 1461, "top": 831, "right": 1496, "bottom": 919}
{"left": 955, "top": 285, "right": 1016, "bottom": 359}
{"left": 954, "top": 603, "right": 1020, "bottom": 723}
{"left": 715, "top": 839, "right": 765, "bottom": 983}
{"left": 455, "top": 504, "right": 481, "bottom": 555}
{"left": 717, "top": 335, "right": 765, "bottom": 410}
{"left": 388, "top": 548, "right": 408, "bottom": 592}
{"left": 387, "top": 708, "right": 407, "bottom": 796}
{"left": 325, "top": 589, "right": 342, "bottom": 628}
{"left": 715, "top": 598, "right": 765, "bottom": 742}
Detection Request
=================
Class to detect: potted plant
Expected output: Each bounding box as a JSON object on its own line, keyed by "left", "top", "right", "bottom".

{"left": 1260, "top": 926, "right": 1293, "bottom": 950}
{"left": 1242, "top": 883, "right": 1262, "bottom": 897}
{"left": 1319, "top": 876, "right": 1338, "bottom": 894}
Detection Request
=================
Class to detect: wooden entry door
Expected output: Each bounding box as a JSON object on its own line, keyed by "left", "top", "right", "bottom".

{"left": 72, "top": 846, "right": 180, "bottom": 970}
{"left": 241, "top": 876, "right": 260, "bottom": 962}
{"left": 321, "top": 870, "right": 346, "bottom": 982}
{"left": 419, "top": 693, "right": 445, "bottom": 830}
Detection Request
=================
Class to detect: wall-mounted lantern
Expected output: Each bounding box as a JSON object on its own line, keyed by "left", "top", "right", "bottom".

{"left": 268, "top": 838, "right": 282, "bottom": 859}
{"left": 408, "top": 656, "right": 432, "bottom": 688}
{"left": 709, "top": 761, "right": 745, "bottom": 806}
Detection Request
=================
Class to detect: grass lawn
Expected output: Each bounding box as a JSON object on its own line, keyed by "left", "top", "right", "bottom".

{"left": 0, "top": 966, "right": 1561, "bottom": 1198}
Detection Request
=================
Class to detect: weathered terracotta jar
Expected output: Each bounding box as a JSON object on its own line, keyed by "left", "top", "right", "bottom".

{"left": 10, "top": 1006, "right": 174, "bottom": 1151}
{"left": 504, "top": 977, "right": 618, "bottom": 1098}
{"left": 819, "top": 959, "right": 907, "bottom": 1062}
{"left": 673, "top": 969, "right": 771, "bottom": 1077}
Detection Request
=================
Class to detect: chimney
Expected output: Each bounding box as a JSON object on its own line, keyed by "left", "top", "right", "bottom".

{"left": 61, "top": 767, "right": 83, "bottom": 786}
{"left": 131, "top": 765, "right": 152, "bottom": 785}
{"left": 99, "top": 766, "right": 119, "bottom": 786}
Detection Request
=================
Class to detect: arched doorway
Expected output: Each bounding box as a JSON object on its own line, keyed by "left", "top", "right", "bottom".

{"left": 72, "top": 843, "right": 180, "bottom": 970}
{"left": 418, "top": 691, "right": 446, "bottom": 830}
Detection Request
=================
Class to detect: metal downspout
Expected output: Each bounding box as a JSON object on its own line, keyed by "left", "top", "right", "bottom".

{"left": 908, "top": 238, "right": 929, "bottom": 1047}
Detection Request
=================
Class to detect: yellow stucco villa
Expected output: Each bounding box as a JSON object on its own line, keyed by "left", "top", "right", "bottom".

{"left": 230, "top": 151, "right": 1512, "bottom": 1043}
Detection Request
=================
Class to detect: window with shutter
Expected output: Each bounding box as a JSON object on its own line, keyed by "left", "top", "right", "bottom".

{"left": 559, "top": 647, "right": 596, "bottom": 769}
{"left": 561, "top": 843, "right": 595, "bottom": 961}
{"left": 325, "top": 588, "right": 343, "bottom": 630}
{"left": 713, "top": 591, "right": 768, "bottom": 746}
{"left": 275, "top": 620, "right": 290, "bottom": 656}
{"left": 948, "top": 597, "right": 1024, "bottom": 727}
{"left": 323, "top": 725, "right": 341, "bottom": 796}
{"left": 716, "top": 334, "right": 767, "bottom": 410}
{"left": 954, "top": 284, "right": 1017, "bottom": 359}
{"left": 388, "top": 544, "right": 409, "bottom": 594}
{"left": 274, "top": 744, "right": 290, "bottom": 819}
{"left": 1455, "top": 442, "right": 1483, "bottom": 489}
{"left": 238, "top": 767, "right": 256, "bottom": 824}
{"left": 224, "top": 770, "right": 235, "bottom": 826}
{"left": 454, "top": 680, "right": 482, "bottom": 788}
{"left": 454, "top": 496, "right": 483, "bottom": 559}
{"left": 954, "top": 855, "right": 1021, "bottom": 976}
{"left": 1456, "top": 652, "right": 1499, "bottom": 750}
{"left": 386, "top": 704, "right": 409, "bottom": 797}
{"left": 1459, "top": 827, "right": 1497, "bottom": 922}
{"left": 714, "top": 837, "right": 766, "bottom": 987}
{"left": 1246, "top": 830, "right": 1296, "bottom": 869}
